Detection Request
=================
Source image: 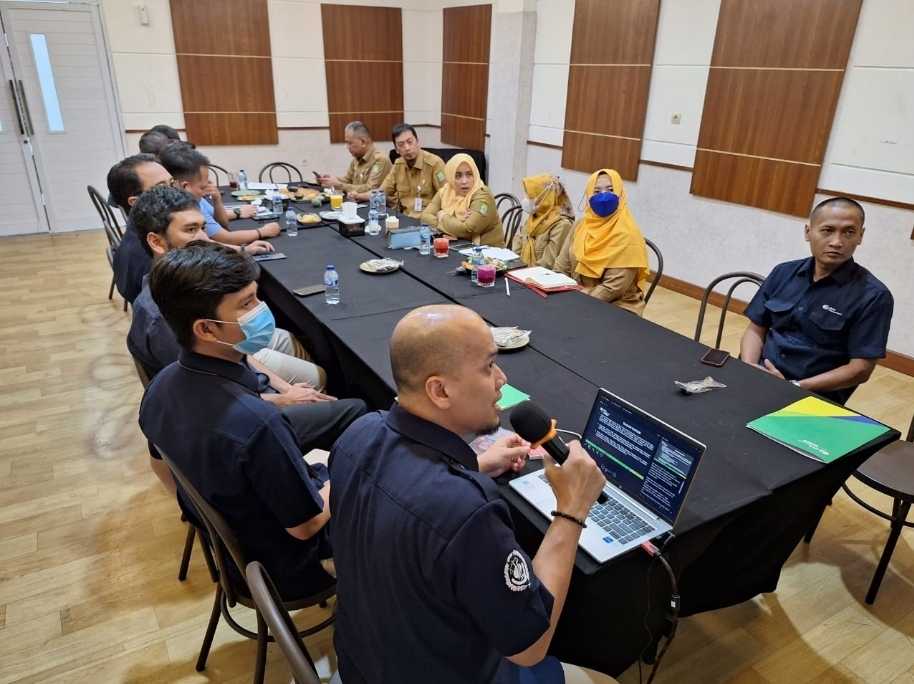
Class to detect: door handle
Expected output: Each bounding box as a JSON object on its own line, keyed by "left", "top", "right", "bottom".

{"left": 16, "top": 80, "right": 34, "bottom": 137}
{"left": 8, "top": 80, "right": 25, "bottom": 135}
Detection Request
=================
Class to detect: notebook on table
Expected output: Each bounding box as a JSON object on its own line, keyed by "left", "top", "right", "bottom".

{"left": 507, "top": 267, "right": 579, "bottom": 292}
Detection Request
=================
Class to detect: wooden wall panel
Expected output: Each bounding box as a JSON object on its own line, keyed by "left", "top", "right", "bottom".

{"left": 321, "top": 5, "right": 403, "bottom": 143}
{"left": 170, "top": 0, "right": 276, "bottom": 146}
{"left": 692, "top": 0, "right": 862, "bottom": 216}
{"left": 561, "top": 0, "right": 660, "bottom": 180}
{"left": 440, "top": 5, "right": 491, "bottom": 149}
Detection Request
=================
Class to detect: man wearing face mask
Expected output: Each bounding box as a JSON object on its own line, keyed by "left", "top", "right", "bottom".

{"left": 554, "top": 169, "right": 649, "bottom": 315}
{"left": 139, "top": 243, "right": 358, "bottom": 598}
{"left": 511, "top": 174, "right": 575, "bottom": 269}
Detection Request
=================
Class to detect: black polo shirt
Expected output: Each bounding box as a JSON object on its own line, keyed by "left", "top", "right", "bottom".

{"left": 328, "top": 405, "right": 554, "bottom": 684}
{"left": 745, "top": 257, "right": 893, "bottom": 404}
{"left": 139, "top": 350, "right": 332, "bottom": 597}
{"left": 113, "top": 221, "right": 152, "bottom": 305}
{"left": 127, "top": 276, "right": 181, "bottom": 377}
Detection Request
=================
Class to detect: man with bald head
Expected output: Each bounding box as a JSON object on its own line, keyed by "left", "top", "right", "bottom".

{"left": 329, "top": 305, "right": 606, "bottom": 683}
{"left": 740, "top": 196, "right": 893, "bottom": 404}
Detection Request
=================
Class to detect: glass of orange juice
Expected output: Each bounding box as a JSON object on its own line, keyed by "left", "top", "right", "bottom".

{"left": 329, "top": 191, "right": 343, "bottom": 210}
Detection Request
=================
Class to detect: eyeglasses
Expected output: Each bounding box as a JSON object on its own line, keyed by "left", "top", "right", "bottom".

{"left": 153, "top": 177, "right": 178, "bottom": 189}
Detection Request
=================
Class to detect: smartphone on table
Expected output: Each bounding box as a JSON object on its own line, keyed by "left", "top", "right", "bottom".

{"left": 700, "top": 347, "right": 730, "bottom": 367}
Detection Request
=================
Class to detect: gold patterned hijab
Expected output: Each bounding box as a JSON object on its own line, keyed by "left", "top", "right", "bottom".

{"left": 437, "top": 154, "right": 484, "bottom": 218}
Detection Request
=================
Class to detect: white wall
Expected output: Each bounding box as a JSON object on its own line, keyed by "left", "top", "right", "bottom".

{"left": 524, "top": 0, "right": 914, "bottom": 357}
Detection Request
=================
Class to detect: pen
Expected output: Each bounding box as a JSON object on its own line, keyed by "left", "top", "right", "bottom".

{"left": 505, "top": 277, "right": 511, "bottom": 297}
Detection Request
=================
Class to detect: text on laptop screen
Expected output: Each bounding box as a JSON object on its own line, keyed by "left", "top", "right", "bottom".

{"left": 581, "top": 391, "right": 703, "bottom": 524}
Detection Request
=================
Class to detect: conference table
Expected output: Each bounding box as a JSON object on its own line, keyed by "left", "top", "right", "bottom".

{"left": 227, "top": 190, "right": 899, "bottom": 676}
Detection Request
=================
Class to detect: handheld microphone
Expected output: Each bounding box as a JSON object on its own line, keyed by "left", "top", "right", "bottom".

{"left": 509, "top": 400, "right": 607, "bottom": 504}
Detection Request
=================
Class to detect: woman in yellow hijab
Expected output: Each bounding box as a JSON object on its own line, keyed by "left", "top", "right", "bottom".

{"left": 555, "top": 169, "right": 650, "bottom": 315}
{"left": 511, "top": 174, "right": 575, "bottom": 269}
{"left": 421, "top": 153, "right": 504, "bottom": 246}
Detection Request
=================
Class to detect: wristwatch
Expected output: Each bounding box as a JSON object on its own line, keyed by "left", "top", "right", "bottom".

{"left": 233, "top": 207, "right": 241, "bottom": 219}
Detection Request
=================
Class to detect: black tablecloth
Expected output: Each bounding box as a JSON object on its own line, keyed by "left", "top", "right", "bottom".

{"left": 224, "top": 189, "right": 899, "bottom": 676}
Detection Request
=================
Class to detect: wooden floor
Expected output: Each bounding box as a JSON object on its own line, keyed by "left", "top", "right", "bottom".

{"left": 0, "top": 230, "right": 911, "bottom": 684}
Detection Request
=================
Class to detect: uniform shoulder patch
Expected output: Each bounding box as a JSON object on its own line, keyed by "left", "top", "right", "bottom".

{"left": 372, "top": 162, "right": 382, "bottom": 173}
{"left": 504, "top": 549, "right": 530, "bottom": 592}
{"left": 479, "top": 201, "right": 489, "bottom": 215}
{"left": 436, "top": 170, "right": 446, "bottom": 183}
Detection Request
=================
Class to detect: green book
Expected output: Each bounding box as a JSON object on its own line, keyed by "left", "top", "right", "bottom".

{"left": 497, "top": 384, "right": 530, "bottom": 410}
{"left": 747, "top": 396, "right": 891, "bottom": 464}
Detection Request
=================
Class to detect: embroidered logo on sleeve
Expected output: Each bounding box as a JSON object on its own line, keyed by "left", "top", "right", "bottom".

{"left": 372, "top": 162, "right": 382, "bottom": 173}
{"left": 504, "top": 550, "right": 531, "bottom": 592}
{"left": 822, "top": 304, "right": 843, "bottom": 316}
{"left": 436, "top": 170, "right": 446, "bottom": 183}
{"left": 479, "top": 202, "right": 489, "bottom": 216}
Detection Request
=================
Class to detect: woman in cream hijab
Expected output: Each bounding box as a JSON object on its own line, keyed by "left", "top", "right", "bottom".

{"left": 555, "top": 169, "right": 649, "bottom": 315}
{"left": 511, "top": 173, "right": 575, "bottom": 268}
{"left": 421, "top": 153, "right": 504, "bottom": 246}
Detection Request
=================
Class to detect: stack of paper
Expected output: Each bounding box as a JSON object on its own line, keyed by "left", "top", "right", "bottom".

{"left": 458, "top": 246, "right": 521, "bottom": 262}
{"left": 507, "top": 266, "right": 578, "bottom": 291}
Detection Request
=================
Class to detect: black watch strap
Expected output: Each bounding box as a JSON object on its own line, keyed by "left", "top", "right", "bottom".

{"left": 233, "top": 207, "right": 241, "bottom": 219}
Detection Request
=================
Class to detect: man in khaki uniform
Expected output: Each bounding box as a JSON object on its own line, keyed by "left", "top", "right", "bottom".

{"left": 319, "top": 121, "right": 391, "bottom": 199}
{"left": 370, "top": 123, "right": 446, "bottom": 218}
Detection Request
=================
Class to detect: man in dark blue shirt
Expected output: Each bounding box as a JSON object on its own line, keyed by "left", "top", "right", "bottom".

{"left": 139, "top": 244, "right": 343, "bottom": 597}
{"left": 329, "top": 305, "right": 606, "bottom": 683}
{"left": 741, "top": 196, "right": 893, "bottom": 404}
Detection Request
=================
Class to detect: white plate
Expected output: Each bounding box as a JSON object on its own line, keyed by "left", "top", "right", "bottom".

{"left": 360, "top": 258, "right": 401, "bottom": 274}
{"left": 491, "top": 327, "right": 530, "bottom": 351}
{"left": 319, "top": 210, "right": 341, "bottom": 220}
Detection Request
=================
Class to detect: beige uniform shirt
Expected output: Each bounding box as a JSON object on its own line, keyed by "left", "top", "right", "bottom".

{"left": 510, "top": 216, "right": 574, "bottom": 270}
{"left": 554, "top": 223, "right": 646, "bottom": 315}
{"left": 379, "top": 149, "right": 447, "bottom": 218}
{"left": 337, "top": 145, "right": 392, "bottom": 194}
{"left": 421, "top": 186, "right": 505, "bottom": 247}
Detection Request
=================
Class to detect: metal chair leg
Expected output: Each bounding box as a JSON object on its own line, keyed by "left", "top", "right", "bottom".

{"left": 196, "top": 586, "right": 222, "bottom": 671}
{"left": 108, "top": 274, "right": 115, "bottom": 300}
{"left": 865, "top": 499, "right": 912, "bottom": 605}
{"left": 253, "top": 611, "right": 268, "bottom": 684}
{"left": 198, "top": 531, "right": 219, "bottom": 583}
{"left": 178, "top": 524, "right": 195, "bottom": 581}
{"left": 122, "top": 297, "right": 128, "bottom": 312}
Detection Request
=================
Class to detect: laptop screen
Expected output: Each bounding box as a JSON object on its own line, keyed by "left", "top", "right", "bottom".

{"left": 580, "top": 389, "right": 705, "bottom": 525}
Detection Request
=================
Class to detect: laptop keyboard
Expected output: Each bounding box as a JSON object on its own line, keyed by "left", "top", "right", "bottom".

{"left": 539, "top": 474, "right": 654, "bottom": 544}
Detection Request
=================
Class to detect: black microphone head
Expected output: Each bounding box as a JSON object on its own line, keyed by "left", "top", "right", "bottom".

{"left": 509, "top": 400, "right": 552, "bottom": 443}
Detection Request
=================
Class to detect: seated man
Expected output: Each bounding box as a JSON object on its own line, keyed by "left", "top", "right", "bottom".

{"left": 139, "top": 243, "right": 349, "bottom": 597}
{"left": 329, "top": 304, "right": 606, "bottom": 683}
{"left": 127, "top": 186, "right": 338, "bottom": 393}
{"left": 158, "top": 142, "right": 276, "bottom": 246}
{"left": 740, "top": 196, "right": 893, "bottom": 405}
{"left": 317, "top": 120, "right": 391, "bottom": 199}
{"left": 106, "top": 155, "right": 272, "bottom": 305}
{"left": 355, "top": 123, "right": 445, "bottom": 218}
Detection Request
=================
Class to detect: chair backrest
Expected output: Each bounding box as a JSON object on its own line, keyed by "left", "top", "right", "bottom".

{"left": 156, "top": 447, "right": 249, "bottom": 606}
{"left": 87, "top": 185, "right": 123, "bottom": 243}
{"left": 246, "top": 561, "right": 321, "bottom": 684}
{"left": 259, "top": 162, "right": 303, "bottom": 184}
{"left": 388, "top": 147, "right": 488, "bottom": 184}
{"left": 643, "top": 238, "right": 664, "bottom": 306}
{"left": 494, "top": 193, "right": 520, "bottom": 221}
{"left": 131, "top": 355, "right": 152, "bottom": 389}
{"left": 694, "top": 272, "right": 765, "bottom": 349}
{"left": 207, "top": 163, "right": 229, "bottom": 187}
{"left": 501, "top": 205, "right": 524, "bottom": 248}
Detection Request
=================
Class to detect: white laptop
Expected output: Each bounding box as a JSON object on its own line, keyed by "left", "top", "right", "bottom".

{"left": 508, "top": 388, "right": 706, "bottom": 564}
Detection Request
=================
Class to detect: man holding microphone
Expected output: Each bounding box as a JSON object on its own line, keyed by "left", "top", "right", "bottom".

{"left": 328, "top": 304, "right": 607, "bottom": 683}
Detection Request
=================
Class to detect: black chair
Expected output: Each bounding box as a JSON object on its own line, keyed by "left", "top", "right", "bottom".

{"left": 259, "top": 162, "right": 304, "bottom": 184}
{"left": 207, "top": 164, "right": 230, "bottom": 187}
{"left": 88, "top": 185, "right": 127, "bottom": 311}
{"left": 693, "top": 272, "right": 765, "bottom": 349}
{"left": 501, "top": 205, "right": 524, "bottom": 248}
{"left": 156, "top": 448, "right": 335, "bottom": 683}
{"left": 643, "top": 238, "right": 664, "bottom": 307}
{"left": 494, "top": 192, "right": 520, "bottom": 221}
{"left": 246, "top": 562, "right": 323, "bottom": 684}
{"left": 388, "top": 147, "right": 487, "bottom": 184}
{"left": 812, "top": 416, "right": 914, "bottom": 604}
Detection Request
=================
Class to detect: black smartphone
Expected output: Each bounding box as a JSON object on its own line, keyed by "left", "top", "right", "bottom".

{"left": 293, "top": 284, "right": 326, "bottom": 297}
{"left": 252, "top": 252, "right": 287, "bottom": 262}
{"left": 700, "top": 348, "right": 730, "bottom": 367}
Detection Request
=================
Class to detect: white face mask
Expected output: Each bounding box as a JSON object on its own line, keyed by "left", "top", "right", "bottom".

{"left": 520, "top": 197, "right": 536, "bottom": 215}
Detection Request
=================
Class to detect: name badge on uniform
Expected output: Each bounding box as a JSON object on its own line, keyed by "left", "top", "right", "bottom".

{"left": 414, "top": 194, "right": 423, "bottom": 213}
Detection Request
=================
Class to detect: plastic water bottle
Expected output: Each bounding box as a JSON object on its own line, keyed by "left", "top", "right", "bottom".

{"left": 366, "top": 208, "right": 380, "bottom": 236}
{"left": 470, "top": 245, "right": 484, "bottom": 283}
{"left": 377, "top": 191, "right": 388, "bottom": 221}
{"left": 419, "top": 225, "right": 431, "bottom": 255}
{"left": 238, "top": 169, "right": 248, "bottom": 191}
{"left": 369, "top": 189, "right": 380, "bottom": 213}
{"left": 270, "top": 191, "right": 282, "bottom": 215}
{"left": 285, "top": 207, "right": 298, "bottom": 237}
{"left": 324, "top": 265, "right": 341, "bottom": 305}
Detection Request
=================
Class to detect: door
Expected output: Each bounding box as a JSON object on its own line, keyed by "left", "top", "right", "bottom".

{"left": 0, "top": 1, "right": 125, "bottom": 233}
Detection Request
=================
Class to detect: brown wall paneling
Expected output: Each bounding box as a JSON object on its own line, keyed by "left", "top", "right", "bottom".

{"left": 440, "top": 4, "right": 491, "bottom": 149}
{"left": 692, "top": 0, "right": 862, "bottom": 216}
{"left": 321, "top": 5, "right": 404, "bottom": 143}
{"left": 170, "top": 0, "right": 271, "bottom": 56}
{"left": 441, "top": 114, "right": 487, "bottom": 150}
{"left": 170, "top": 0, "right": 276, "bottom": 145}
{"left": 183, "top": 113, "right": 278, "bottom": 146}
{"left": 561, "top": 0, "right": 660, "bottom": 180}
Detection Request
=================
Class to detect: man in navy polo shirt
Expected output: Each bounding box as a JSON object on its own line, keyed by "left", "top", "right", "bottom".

{"left": 139, "top": 244, "right": 345, "bottom": 597}
{"left": 740, "top": 196, "right": 893, "bottom": 404}
{"left": 329, "top": 305, "right": 607, "bottom": 683}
